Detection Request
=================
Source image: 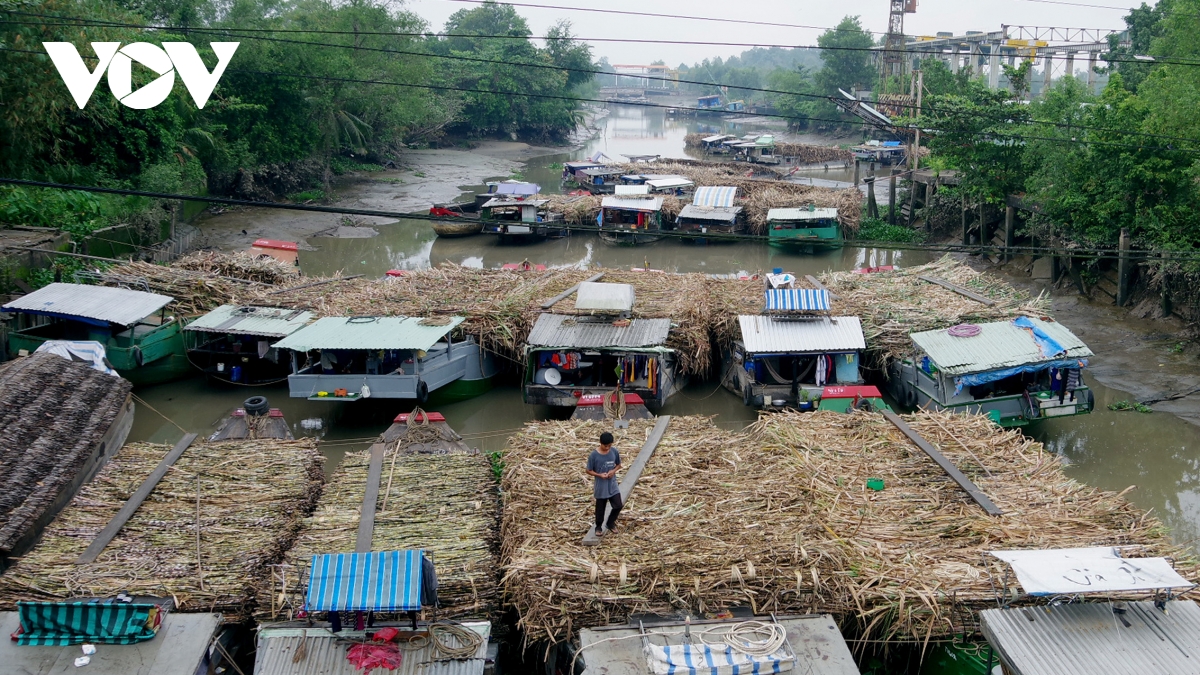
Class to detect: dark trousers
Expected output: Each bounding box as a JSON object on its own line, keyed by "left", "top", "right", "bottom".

{"left": 595, "top": 494, "right": 623, "bottom": 531}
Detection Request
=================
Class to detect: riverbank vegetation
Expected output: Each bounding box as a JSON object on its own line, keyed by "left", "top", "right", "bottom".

{"left": 0, "top": 0, "right": 593, "bottom": 230}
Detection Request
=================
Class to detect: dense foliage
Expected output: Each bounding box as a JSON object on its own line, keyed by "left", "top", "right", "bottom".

{"left": 0, "top": 0, "right": 592, "bottom": 231}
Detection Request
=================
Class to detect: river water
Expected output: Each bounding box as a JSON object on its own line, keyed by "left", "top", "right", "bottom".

{"left": 132, "top": 104, "right": 1200, "bottom": 553}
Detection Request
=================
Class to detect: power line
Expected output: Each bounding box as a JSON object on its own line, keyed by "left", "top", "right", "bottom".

{"left": 9, "top": 16, "right": 1200, "bottom": 148}
{"left": 1, "top": 177, "right": 1197, "bottom": 262}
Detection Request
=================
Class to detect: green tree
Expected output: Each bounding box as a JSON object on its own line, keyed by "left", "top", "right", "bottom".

{"left": 813, "top": 16, "right": 876, "bottom": 122}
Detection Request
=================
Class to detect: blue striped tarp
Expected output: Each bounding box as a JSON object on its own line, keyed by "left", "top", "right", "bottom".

{"left": 15, "top": 601, "right": 160, "bottom": 645}
{"left": 306, "top": 550, "right": 423, "bottom": 612}
{"left": 648, "top": 643, "right": 793, "bottom": 675}
{"left": 692, "top": 186, "right": 738, "bottom": 208}
{"left": 764, "top": 289, "right": 830, "bottom": 312}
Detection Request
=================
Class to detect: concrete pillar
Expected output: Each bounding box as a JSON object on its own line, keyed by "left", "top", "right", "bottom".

{"left": 853, "top": 160, "right": 860, "bottom": 186}
{"left": 1043, "top": 52, "right": 1054, "bottom": 95}
{"left": 989, "top": 43, "right": 1001, "bottom": 90}
{"left": 1087, "top": 51, "right": 1098, "bottom": 93}
{"left": 1004, "top": 206, "right": 1015, "bottom": 262}
{"left": 1065, "top": 52, "right": 1075, "bottom": 80}
{"left": 952, "top": 46, "right": 961, "bottom": 73}
{"left": 971, "top": 43, "right": 982, "bottom": 76}
{"left": 1117, "top": 227, "right": 1131, "bottom": 307}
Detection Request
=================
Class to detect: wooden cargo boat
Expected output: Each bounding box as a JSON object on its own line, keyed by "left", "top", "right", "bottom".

{"left": 2, "top": 283, "right": 190, "bottom": 386}
{"left": 767, "top": 206, "right": 843, "bottom": 252}
{"left": 887, "top": 317, "right": 1095, "bottom": 427}
{"left": 208, "top": 397, "right": 293, "bottom": 441}
{"left": 429, "top": 204, "right": 482, "bottom": 237}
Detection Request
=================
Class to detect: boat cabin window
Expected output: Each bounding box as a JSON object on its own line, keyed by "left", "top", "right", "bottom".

{"left": 771, "top": 219, "right": 834, "bottom": 230}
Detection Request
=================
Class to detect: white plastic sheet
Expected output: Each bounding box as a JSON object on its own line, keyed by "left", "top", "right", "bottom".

{"left": 34, "top": 340, "right": 117, "bottom": 376}
{"left": 990, "top": 547, "right": 1194, "bottom": 596}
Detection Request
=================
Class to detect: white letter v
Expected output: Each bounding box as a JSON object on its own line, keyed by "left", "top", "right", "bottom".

{"left": 43, "top": 42, "right": 120, "bottom": 109}
{"left": 164, "top": 42, "right": 239, "bottom": 109}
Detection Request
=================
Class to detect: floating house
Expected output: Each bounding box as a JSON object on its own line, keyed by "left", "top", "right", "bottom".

{"left": 523, "top": 282, "right": 684, "bottom": 408}
{"left": 2, "top": 283, "right": 189, "bottom": 386}
{"left": 272, "top": 316, "right": 496, "bottom": 403}
{"left": 696, "top": 94, "right": 723, "bottom": 111}
{"left": 562, "top": 161, "right": 604, "bottom": 182}
{"left": 184, "top": 305, "right": 313, "bottom": 385}
{"left": 724, "top": 309, "right": 867, "bottom": 409}
{"left": 0, "top": 351, "right": 133, "bottom": 565}
{"left": 767, "top": 206, "right": 843, "bottom": 252}
{"left": 576, "top": 167, "right": 625, "bottom": 194}
{"left": 852, "top": 140, "right": 905, "bottom": 164}
{"left": 645, "top": 176, "right": 694, "bottom": 195}
{"left": 599, "top": 188, "right": 666, "bottom": 245}
{"left": 731, "top": 134, "right": 780, "bottom": 164}
{"left": 0, "top": 608, "right": 226, "bottom": 675}
{"left": 480, "top": 197, "right": 567, "bottom": 241}
{"left": 475, "top": 180, "right": 540, "bottom": 208}
{"left": 578, "top": 615, "right": 860, "bottom": 675}
{"left": 676, "top": 185, "right": 742, "bottom": 239}
{"left": 887, "top": 316, "right": 1095, "bottom": 426}
{"left": 698, "top": 133, "right": 737, "bottom": 153}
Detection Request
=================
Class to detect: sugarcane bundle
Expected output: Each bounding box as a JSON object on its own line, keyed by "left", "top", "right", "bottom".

{"left": 173, "top": 250, "right": 297, "bottom": 284}
{"left": 499, "top": 413, "right": 1197, "bottom": 644}
{"left": 0, "top": 439, "right": 324, "bottom": 619}
{"left": 0, "top": 353, "right": 132, "bottom": 554}
{"left": 258, "top": 445, "right": 499, "bottom": 622}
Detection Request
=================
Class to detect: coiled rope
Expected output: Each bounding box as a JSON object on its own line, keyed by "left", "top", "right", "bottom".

{"left": 569, "top": 619, "right": 790, "bottom": 673}
{"left": 603, "top": 389, "right": 627, "bottom": 420}
{"left": 430, "top": 621, "right": 485, "bottom": 659}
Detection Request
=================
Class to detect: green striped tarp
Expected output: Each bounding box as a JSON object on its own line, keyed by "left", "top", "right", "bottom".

{"left": 15, "top": 601, "right": 160, "bottom": 645}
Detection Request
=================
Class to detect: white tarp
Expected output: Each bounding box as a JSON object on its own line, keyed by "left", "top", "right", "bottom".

{"left": 645, "top": 643, "right": 794, "bottom": 675}
{"left": 34, "top": 340, "right": 118, "bottom": 376}
{"left": 990, "top": 547, "right": 1195, "bottom": 596}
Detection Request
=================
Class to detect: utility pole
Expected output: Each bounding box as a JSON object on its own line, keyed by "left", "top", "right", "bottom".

{"left": 911, "top": 69, "right": 923, "bottom": 172}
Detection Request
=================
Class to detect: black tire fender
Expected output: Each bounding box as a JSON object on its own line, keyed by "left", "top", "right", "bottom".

{"left": 244, "top": 395, "right": 269, "bottom": 415}
{"left": 131, "top": 346, "right": 144, "bottom": 367}
{"left": 743, "top": 384, "right": 752, "bottom": 407}
{"left": 1087, "top": 388, "right": 1095, "bottom": 412}
{"left": 416, "top": 380, "right": 429, "bottom": 404}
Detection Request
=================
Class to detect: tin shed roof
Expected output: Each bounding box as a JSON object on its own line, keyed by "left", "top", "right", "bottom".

{"left": 2, "top": 283, "right": 173, "bottom": 326}
{"left": 614, "top": 185, "right": 650, "bottom": 196}
{"left": 911, "top": 317, "right": 1092, "bottom": 375}
{"left": 981, "top": 600, "right": 1200, "bottom": 675}
{"left": 185, "top": 305, "right": 313, "bottom": 337}
{"left": 495, "top": 181, "right": 540, "bottom": 195}
{"left": 678, "top": 205, "right": 741, "bottom": 222}
{"left": 528, "top": 314, "right": 671, "bottom": 349}
{"left": 692, "top": 186, "right": 738, "bottom": 207}
{"left": 255, "top": 622, "right": 490, "bottom": 675}
{"left": 739, "top": 316, "right": 865, "bottom": 353}
{"left": 646, "top": 177, "right": 694, "bottom": 189}
{"left": 601, "top": 196, "right": 664, "bottom": 211}
{"left": 768, "top": 207, "right": 840, "bottom": 221}
{"left": 271, "top": 316, "right": 463, "bottom": 352}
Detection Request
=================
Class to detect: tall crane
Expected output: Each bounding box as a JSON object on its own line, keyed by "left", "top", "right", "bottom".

{"left": 880, "top": 0, "right": 918, "bottom": 84}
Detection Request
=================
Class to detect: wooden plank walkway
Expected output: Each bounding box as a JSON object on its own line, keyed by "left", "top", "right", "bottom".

{"left": 77, "top": 432, "right": 198, "bottom": 563}
{"left": 355, "top": 443, "right": 387, "bottom": 552}
{"left": 583, "top": 416, "right": 671, "bottom": 546}
{"left": 804, "top": 275, "right": 840, "bottom": 300}
{"left": 541, "top": 272, "right": 605, "bottom": 309}
{"left": 918, "top": 275, "right": 996, "bottom": 307}
{"left": 882, "top": 411, "right": 1002, "bottom": 516}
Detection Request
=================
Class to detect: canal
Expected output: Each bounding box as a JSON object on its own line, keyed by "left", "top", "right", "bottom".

{"left": 131, "top": 104, "right": 1200, "bottom": 554}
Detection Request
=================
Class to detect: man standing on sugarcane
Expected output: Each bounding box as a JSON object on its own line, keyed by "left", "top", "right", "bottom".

{"left": 586, "top": 432, "right": 622, "bottom": 536}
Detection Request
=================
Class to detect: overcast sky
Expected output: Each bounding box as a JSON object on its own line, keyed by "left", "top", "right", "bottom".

{"left": 403, "top": 0, "right": 1132, "bottom": 65}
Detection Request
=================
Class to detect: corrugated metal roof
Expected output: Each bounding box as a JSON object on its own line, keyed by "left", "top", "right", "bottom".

{"left": 768, "top": 208, "right": 840, "bottom": 221}
{"left": 579, "top": 616, "right": 859, "bottom": 675}
{"left": 575, "top": 282, "right": 635, "bottom": 312}
{"left": 701, "top": 134, "right": 733, "bottom": 143}
{"left": 601, "top": 196, "right": 664, "bottom": 211}
{"left": 583, "top": 167, "right": 623, "bottom": 176}
{"left": 495, "top": 181, "right": 540, "bottom": 195}
{"left": 185, "top": 305, "right": 313, "bottom": 337}
{"left": 911, "top": 317, "right": 1093, "bottom": 375}
{"left": 254, "top": 622, "right": 490, "bottom": 675}
{"left": 739, "top": 316, "right": 865, "bottom": 353}
{"left": 614, "top": 185, "right": 650, "bottom": 196}
{"left": 678, "top": 204, "right": 741, "bottom": 222}
{"left": 2, "top": 283, "right": 173, "bottom": 326}
{"left": 481, "top": 198, "right": 548, "bottom": 208}
{"left": 528, "top": 313, "right": 671, "bottom": 349}
{"left": 692, "top": 186, "right": 738, "bottom": 207}
{"left": 981, "top": 600, "right": 1200, "bottom": 675}
{"left": 647, "top": 177, "right": 693, "bottom": 189}
{"left": 271, "top": 316, "right": 463, "bottom": 352}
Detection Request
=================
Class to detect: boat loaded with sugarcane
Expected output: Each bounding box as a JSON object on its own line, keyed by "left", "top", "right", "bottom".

{"left": 1, "top": 283, "right": 191, "bottom": 386}
{"left": 887, "top": 316, "right": 1095, "bottom": 427}
{"left": 767, "top": 205, "right": 843, "bottom": 252}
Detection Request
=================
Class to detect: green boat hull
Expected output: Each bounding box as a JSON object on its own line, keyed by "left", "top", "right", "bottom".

{"left": 6, "top": 320, "right": 192, "bottom": 387}
{"left": 769, "top": 225, "right": 842, "bottom": 252}
{"left": 427, "top": 375, "right": 494, "bottom": 405}
{"left": 918, "top": 642, "right": 995, "bottom": 675}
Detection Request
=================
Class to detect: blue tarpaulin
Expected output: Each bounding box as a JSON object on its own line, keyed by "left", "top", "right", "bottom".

{"left": 955, "top": 358, "right": 1089, "bottom": 391}
{"left": 764, "top": 289, "right": 830, "bottom": 312}
{"left": 1013, "top": 316, "right": 1066, "bottom": 358}
{"left": 306, "top": 550, "right": 423, "bottom": 612}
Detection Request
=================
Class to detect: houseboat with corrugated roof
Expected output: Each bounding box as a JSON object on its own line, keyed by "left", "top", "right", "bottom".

{"left": 184, "top": 305, "right": 313, "bottom": 385}
{"left": 887, "top": 316, "right": 1095, "bottom": 427}
{"left": 767, "top": 206, "right": 843, "bottom": 252}
{"left": 272, "top": 316, "right": 496, "bottom": 403}
{"left": 523, "top": 282, "right": 685, "bottom": 409}
{"left": 599, "top": 186, "right": 666, "bottom": 246}
{"left": 1, "top": 283, "right": 190, "bottom": 386}
{"left": 676, "top": 186, "right": 742, "bottom": 241}
{"left": 480, "top": 196, "right": 567, "bottom": 241}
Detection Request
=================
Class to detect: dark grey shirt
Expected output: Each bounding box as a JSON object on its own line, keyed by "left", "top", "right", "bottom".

{"left": 587, "top": 448, "right": 621, "bottom": 499}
